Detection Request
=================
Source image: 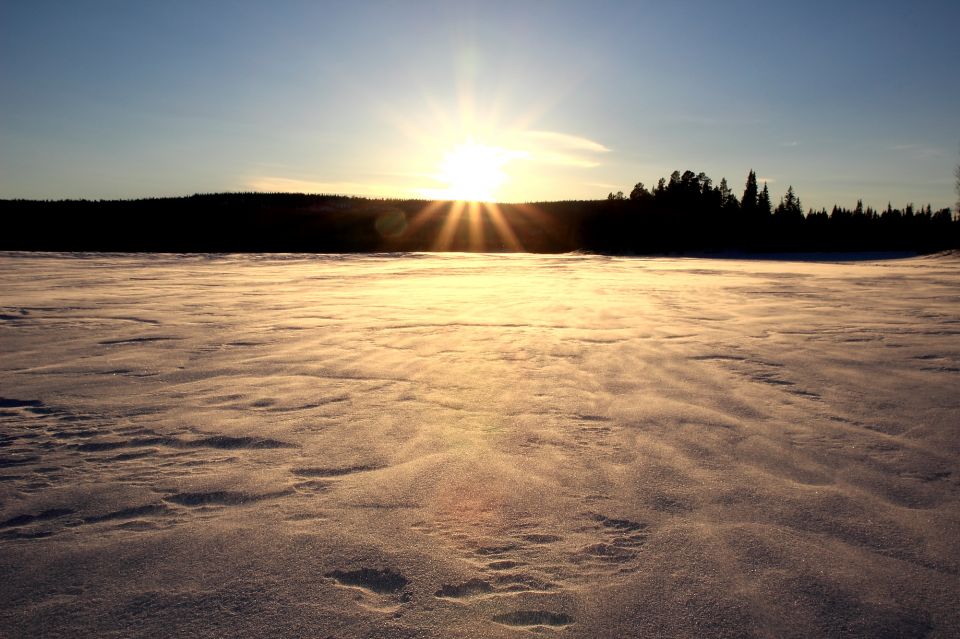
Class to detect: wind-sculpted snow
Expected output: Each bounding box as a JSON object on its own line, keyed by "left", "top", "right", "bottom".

{"left": 0, "top": 251, "right": 958, "bottom": 637}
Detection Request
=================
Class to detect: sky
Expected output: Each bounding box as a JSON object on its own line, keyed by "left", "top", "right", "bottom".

{"left": 1, "top": 0, "right": 958, "bottom": 210}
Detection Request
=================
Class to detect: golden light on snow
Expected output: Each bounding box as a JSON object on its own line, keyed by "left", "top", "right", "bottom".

{"left": 1, "top": 252, "right": 959, "bottom": 636}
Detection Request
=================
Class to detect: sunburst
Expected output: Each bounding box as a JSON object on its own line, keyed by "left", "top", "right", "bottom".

{"left": 422, "top": 141, "right": 524, "bottom": 203}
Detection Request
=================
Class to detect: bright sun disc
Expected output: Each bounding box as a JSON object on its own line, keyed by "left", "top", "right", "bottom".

{"left": 434, "top": 142, "right": 514, "bottom": 202}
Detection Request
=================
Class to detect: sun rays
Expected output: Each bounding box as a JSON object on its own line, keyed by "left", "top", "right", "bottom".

{"left": 255, "top": 52, "right": 611, "bottom": 252}
{"left": 369, "top": 64, "right": 610, "bottom": 206}
{"left": 397, "top": 199, "right": 557, "bottom": 252}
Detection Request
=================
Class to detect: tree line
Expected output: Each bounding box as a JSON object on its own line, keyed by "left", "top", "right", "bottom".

{"left": 588, "top": 168, "right": 956, "bottom": 253}
{"left": 0, "top": 169, "right": 956, "bottom": 253}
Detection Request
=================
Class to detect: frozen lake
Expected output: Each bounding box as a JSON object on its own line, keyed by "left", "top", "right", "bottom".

{"left": 1, "top": 251, "right": 958, "bottom": 637}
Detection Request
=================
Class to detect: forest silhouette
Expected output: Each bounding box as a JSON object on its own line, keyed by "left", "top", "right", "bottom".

{"left": 1, "top": 169, "right": 956, "bottom": 254}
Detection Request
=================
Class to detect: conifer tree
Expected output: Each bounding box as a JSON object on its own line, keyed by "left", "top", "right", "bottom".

{"left": 741, "top": 170, "right": 758, "bottom": 216}
{"left": 719, "top": 177, "right": 739, "bottom": 212}
{"left": 629, "top": 182, "right": 650, "bottom": 201}
{"left": 719, "top": 177, "right": 731, "bottom": 202}
{"left": 774, "top": 185, "right": 803, "bottom": 220}
{"left": 759, "top": 183, "right": 772, "bottom": 216}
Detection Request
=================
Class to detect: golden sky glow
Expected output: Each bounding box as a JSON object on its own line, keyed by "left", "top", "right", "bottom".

{"left": 357, "top": 76, "right": 613, "bottom": 203}
{"left": 1, "top": 3, "right": 957, "bottom": 209}
{"left": 408, "top": 128, "right": 612, "bottom": 203}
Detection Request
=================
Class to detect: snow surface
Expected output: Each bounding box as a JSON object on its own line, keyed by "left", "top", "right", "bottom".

{"left": 1, "top": 251, "right": 958, "bottom": 638}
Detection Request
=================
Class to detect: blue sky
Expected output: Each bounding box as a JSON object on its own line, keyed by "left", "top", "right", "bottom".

{"left": 1, "top": 0, "right": 958, "bottom": 210}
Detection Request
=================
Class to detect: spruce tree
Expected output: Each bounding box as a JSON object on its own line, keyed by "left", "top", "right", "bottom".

{"left": 741, "top": 170, "right": 758, "bottom": 216}
{"left": 779, "top": 185, "right": 802, "bottom": 219}
{"left": 759, "top": 183, "right": 772, "bottom": 216}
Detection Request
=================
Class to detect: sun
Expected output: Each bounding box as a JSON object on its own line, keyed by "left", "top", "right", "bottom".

{"left": 429, "top": 141, "right": 518, "bottom": 202}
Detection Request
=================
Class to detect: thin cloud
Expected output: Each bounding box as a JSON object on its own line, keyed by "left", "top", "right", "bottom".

{"left": 512, "top": 130, "right": 610, "bottom": 169}
{"left": 521, "top": 130, "right": 611, "bottom": 153}
{"left": 585, "top": 182, "right": 621, "bottom": 190}
{"left": 530, "top": 151, "right": 601, "bottom": 168}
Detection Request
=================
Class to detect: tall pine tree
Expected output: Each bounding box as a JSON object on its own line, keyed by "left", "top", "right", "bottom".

{"left": 719, "top": 177, "right": 739, "bottom": 213}
{"left": 759, "top": 183, "right": 772, "bottom": 216}
{"left": 774, "top": 185, "right": 803, "bottom": 220}
{"left": 741, "top": 170, "right": 759, "bottom": 217}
